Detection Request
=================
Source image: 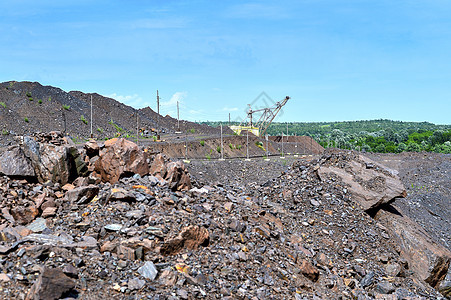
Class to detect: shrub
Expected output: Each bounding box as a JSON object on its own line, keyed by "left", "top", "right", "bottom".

{"left": 205, "top": 154, "right": 211, "bottom": 160}
{"left": 26, "top": 92, "right": 32, "bottom": 97}
{"left": 153, "top": 136, "right": 157, "bottom": 141}
{"left": 62, "top": 104, "right": 70, "bottom": 110}
{"left": 216, "top": 146, "right": 221, "bottom": 153}
{"left": 28, "top": 97, "right": 33, "bottom": 101}
{"left": 24, "top": 117, "right": 29, "bottom": 123}
{"left": 189, "top": 128, "right": 195, "bottom": 134}
{"left": 229, "top": 143, "right": 233, "bottom": 150}
{"left": 38, "top": 99, "right": 42, "bottom": 104}
{"left": 80, "top": 115, "right": 88, "bottom": 125}
{"left": 2, "top": 129, "right": 9, "bottom": 135}
{"left": 200, "top": 140, "right": 205, "bottom": 146}
{"left": 97, "top": 127, "right": 103, "bottom": 133}
{"left": 48, "top": 96, "right": 51, "bottom": 101}
{"left": 0, "top": 102, "right": 6, "bottom": 108}
{"left": 237, "top": 145, "right": 242, "bottom": 150}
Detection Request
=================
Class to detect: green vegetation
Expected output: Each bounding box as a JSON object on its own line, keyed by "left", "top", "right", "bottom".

{"left": 24, "top": 117, "right": 29, "bottom": 123}
{"left": 26, "top": 92, "right": 32, "bottom": 97}
{"left": 62, "top": 104, "right": 70, "bottom": 110}
{"left": 205, "top": 154, "right": 211, "bottom": 160}
{"left": 28, "top": 97, "right": 33, "bottom": 101}
{"left": 48, "top": 96, "right": 52, "bottom": 101}
{"left": 237, "top": 144, "right": 242, "bottom": 150}
{"left": 201, "top": 119, "right": 451, "bottom": 154}
{"left": 38, "top": 99, "right": 42, "bottom": 104}
{"left": 200, "top": 140, "right": 205, "bottom": 146}
{"left": 2, "top": 129, "right": 9, "bottom": 135}
{"left": 153, "top": 136, "right": 157, "bottom": 141}
{"left": 229, "top": 143, "right": 234, "bottom": 150}
{"left": 216, "top": 146, "right": 221, "bottom": 153}
{"left": 80, "top": 115, "right": 88, "bottom": 125}
{"left": 189, "top": 128, "right": 195, "bottom": 134}
{"left": 0, "top": 102, "right": 6, "bottom": 108}
{"left": 108, "top": 118, "right": 123, "bottom": 132}
{"left": 97, "top": 127, "right": 103, "bottom": 133}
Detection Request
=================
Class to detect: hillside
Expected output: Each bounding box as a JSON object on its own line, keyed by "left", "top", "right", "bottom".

{"left": 0, "top": 81, "right": 221, "bottom": 146}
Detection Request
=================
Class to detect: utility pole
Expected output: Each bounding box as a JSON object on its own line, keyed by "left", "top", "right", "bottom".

{"left": 157, "top": 90, "right": 160, "bottom": 139}
{"left": 246, "top": 129, "right": 250, "bottom": 161}
{"left": 281, "top": 132, "right": 284, "bottom": 158}
{"left": 229, "top": 113, "right": 231, "bottom": 126}
{"left": 90, "top": 95, "right": 93, "bottom": 138}
{"left": 184, "top": 121, "right": 188, "bottom": 161}
{"left": 220, "top": 124, "right": 224, "bottom": 160}
{"left": 294, "top": 133, "right": 298, "bottom": 157}
{"left": 136, "top": 113, "right": 139, "bottom": 146}
{"left": 177, "top": 101, "right": 180, "bottom": 132}
{"left": 265, "top": 134, "right": 269, "bottom": 160}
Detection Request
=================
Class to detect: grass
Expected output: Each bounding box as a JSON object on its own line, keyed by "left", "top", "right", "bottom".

{"left": 216, "top": 146, "right": 221, "bottom": 153}
{"left": 189, "top": 128, "right": 195, "bottom": 134}
{"left": 237, "top": 145, "right": 242, "bottom": 150}
{"left": 2, "top": 129, "right": 9, "bottom": 135}
{"left": 48, "top": 96, "right": 51, "bottom": 101}
{"left": 0, "top": 102, "right": 6, "bottom": 108}
{"left": 24, "top": 117, "right": 29, "bottom": 123}
{"left": 80, "top": 115, "right": 88, "bottom": 125}
{"left": 97, "top": 127, "right": 103, "bottom": 133}
{"left": 200, "top": 140, "right": 205, "bottom": 146}
{"left": 26, "top": 92, "right": 32, "bottom": 97}
{"left": 28, "top": 97, "right": 33, "bottom": 101}
{"left": 205, "top": 154, "right": 211, "bottom": 160}
{"left": 62, "top": 104, "right": 70, "bottom": 110}
{"left": 38, "top": 99, "right": 42, "bottom": 104}
{"left": 229, "top": 143, "right": 234, "bottom": 150}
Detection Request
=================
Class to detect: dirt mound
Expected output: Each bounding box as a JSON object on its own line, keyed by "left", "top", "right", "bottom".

{"left": 0, "top": 81, "right": 222, "bottom": 146}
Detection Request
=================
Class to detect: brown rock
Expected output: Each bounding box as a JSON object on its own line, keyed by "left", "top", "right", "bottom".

{"left": 149, "top": 153, "right": 167, "bottom": 177}
{"left": 317, "top": 154, "right": 406, "bottom": 211}
{"left": 165, "top": 161, "right": 192, "bottom": 191}
{"left": 41, "top": 207, "right": 57, "bottom": 218}
{"left": 375, "top": 204, "right": 451, "bottom": 289}
{"left": 84, "top": 139, "right": 99, "bottom": 157}
{"left": 26, "top": 267, "right": 76, "bottom": 300}
{"left": 160, "top": 225, "right": 209, "bottom": 256}
{"left": 297, "top": 258, "right": 320, "bottom": 281}
{"left": 0, "top": 146, "right": 35, "bottom": 177}
{"left": 94, "top": 138, "right": 149, "bottom": 183}
{"left": 10, "top": 205, "right": 39, "bottom": 225}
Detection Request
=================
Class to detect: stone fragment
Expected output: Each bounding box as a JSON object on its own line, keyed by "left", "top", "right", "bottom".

{"left": 360, "top": 271, "right": 375, "bottom": 288}
{"left": 375, "top": 281, "right": 395, "bottom": 294}
{"left": 26, "top": 218, "right": 47, "bottom": 233}
{"left": 385, "top": 263, "right": 401, "bottom": 277}
{"left": 165, "top": 161, "right": 191, "bottom": 191}
{"left": 84, "top": 139, "right": 100, "bottom": 157}
{"left": 160, "top": 225, "right": 209, "bottom": 256}
{"left": 108, "top": 187, "right": 136, "bottom": 202}
{"left": 104, "top": 224, "right": 123, "bottom": 232}
{"left": 297, "top": 259, "right": 319, "bottom": 282}
{"left": 94, "top": 138, "right": 149, "bottom": 183}
{"left": 149, "top": 154, "right": 167, "bottom": 177}
{"left": 26, "top": 267, "right": 76, "bottom": 300}
{"left": 438, "top": 267, "right": 451, "bottom": 298}
{"left": 66, "top": 185, "right": 99, "bottom": 204}
{"left": 0, "top": 273, "right": 10, "bottom": 282}
{"left": 10, "top": 205, "right": 39, "bottom": 225}
{"left": 41, "top": 207, "right": 57, "bottom": 218}
{"left": 128, "top": 278, "right": 145, "bottom": 291}
{"left": 138, "top": 261, "right": 158, "bottom": 281}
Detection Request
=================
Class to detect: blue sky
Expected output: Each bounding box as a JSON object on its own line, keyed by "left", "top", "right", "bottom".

{"left": 1, "top": 1, "right": 450, "bottom": 124}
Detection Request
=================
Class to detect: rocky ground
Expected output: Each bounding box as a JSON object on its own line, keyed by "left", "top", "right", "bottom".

{"left": 0, "top": 133, "right": 449, "bottom": 299}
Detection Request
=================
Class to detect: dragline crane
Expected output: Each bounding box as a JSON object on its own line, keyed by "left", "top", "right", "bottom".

{"left": 230, "top": 96, "right": 290, "bottom": 137}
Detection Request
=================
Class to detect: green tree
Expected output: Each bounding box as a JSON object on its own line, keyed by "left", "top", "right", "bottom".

{"left": 407, "top": 142, "right": 421, "bottom": 152}
{"left": 396, "top": 142, "right": 407, "bottom": 153}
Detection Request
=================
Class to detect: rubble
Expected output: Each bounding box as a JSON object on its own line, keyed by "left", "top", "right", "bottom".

{"left": 0, "top": 139, "right": 449, "bottom": 299}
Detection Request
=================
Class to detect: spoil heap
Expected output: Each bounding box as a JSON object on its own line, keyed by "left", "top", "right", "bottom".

{"left": 0, "top": 135, "right": 449, "bottom": 299}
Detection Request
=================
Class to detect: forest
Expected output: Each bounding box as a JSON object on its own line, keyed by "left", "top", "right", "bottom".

{"left": 200, "top": 119, "right": 451, "bottom": 154}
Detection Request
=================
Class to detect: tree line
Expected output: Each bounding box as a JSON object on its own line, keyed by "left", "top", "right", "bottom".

{"left": 200, "top": 119, "right": 451, "bottom": 154}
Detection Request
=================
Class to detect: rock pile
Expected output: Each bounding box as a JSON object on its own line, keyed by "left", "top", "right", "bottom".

{"left": 0, "top": 137, "right": 449, "bottom": 299}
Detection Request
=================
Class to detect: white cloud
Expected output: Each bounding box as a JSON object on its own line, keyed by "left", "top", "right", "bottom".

{"left": 221, "top": 106, "right": 239, "bottom": 112}
{"left": 161, "top": 91, "right": 187, "bottom": 107}
{"left": 107, "top": 93, "right": 144, "bottom": 108}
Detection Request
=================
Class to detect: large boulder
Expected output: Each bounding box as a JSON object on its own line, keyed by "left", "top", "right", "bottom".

{"left": 317, "top": 152, "right": 406, "bottom": 211}
{"left": 0, "top": 135, "right": 87, "bottom": 184}
{"left": 375, "top": 204, "right": 451, "bottom": 292}
{"left": 0, "top": 146, "right": 35, "bottom": 178}
{"left": 94, "top": 138, "right": 149, "bottom": 183}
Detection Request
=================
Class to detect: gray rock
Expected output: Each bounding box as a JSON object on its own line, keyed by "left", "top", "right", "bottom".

{"left": 374, "top": 280, "right": 395, "bottom": 294}
{"left": 26, "top": 218, "right": 48, "bottom": 233}
{"left": 360, "top": 271, "right": 375, "bottom": 288}
{"left": 128, "top": 278, "right": 146, "bottom": 290}
{"left": 138, "top": 261, "right": 158, "bottom": 281}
